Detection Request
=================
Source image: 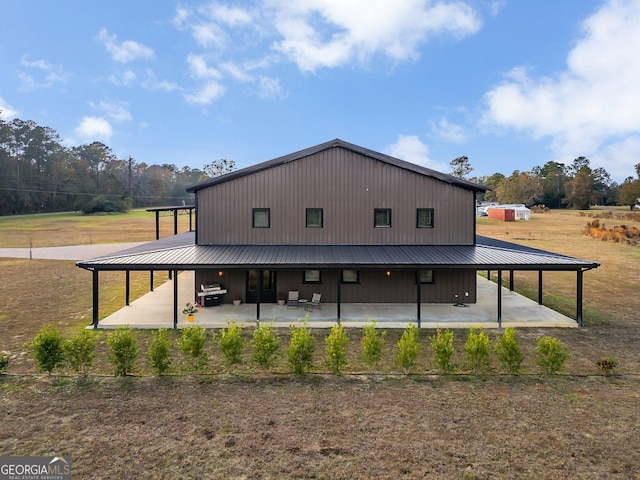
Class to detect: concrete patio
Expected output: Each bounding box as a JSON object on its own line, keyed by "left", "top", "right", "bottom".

{"left": 95, "top": 271, "right": 577, "bottom": 329}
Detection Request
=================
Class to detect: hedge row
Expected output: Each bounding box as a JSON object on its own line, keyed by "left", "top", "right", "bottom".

{"left": 7, "top": 321, "right": 624, "bottom": 378}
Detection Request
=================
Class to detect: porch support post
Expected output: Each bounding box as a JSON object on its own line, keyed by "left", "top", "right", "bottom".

{"left": 150, "top": 270, "right": 154, "bottom": 292}
{"left": 154, "top": 211, "right": 160, "bottom": 240}
{"left": 416, "top": 270, "right": 421, "bottom": 328}
{"left": 336, "top": 278, "right": 341, "bottom": 325}
{"left": 173, "top": 209, "right": 178, "bottom": 235}
{"left": 92, "top": 269, "right": 99, "bottom": 329}
{"left": 256, "top": 270, "right": 262, "bottom": 322}
{"left": 577, "top": 269, "right": 584, "bottom": 328}
{"left": 509, "top": 270, "right": 514, "bottom": 291}
{"left": 125, "top": 270, "right": 130, "bottom": 306}
{"left": 497, "top": 269, "right": 503, "bottom": 328}
{"left": 189, "top": 208, "right": 193, "bottom": 231}
{"left": 538, "top": 271, "right": 543, "bottom": 305}
{"left": 487, "top": 270, "right": 490, "bottom": 281}
{"left": 173, "top": 270, "right": 178, "bottom": 329}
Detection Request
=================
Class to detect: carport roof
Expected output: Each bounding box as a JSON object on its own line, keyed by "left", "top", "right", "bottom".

{"left": 76, "top": 232, "right": 600, "bottom": 272}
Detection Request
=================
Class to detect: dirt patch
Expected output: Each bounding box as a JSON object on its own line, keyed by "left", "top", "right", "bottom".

{"left": 1, "top": 375, "right": 639, "bottom": 479}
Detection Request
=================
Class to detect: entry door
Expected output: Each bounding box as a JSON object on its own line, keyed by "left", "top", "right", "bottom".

{"left": 247, "top": 270, "right": 277, "bottom": 303}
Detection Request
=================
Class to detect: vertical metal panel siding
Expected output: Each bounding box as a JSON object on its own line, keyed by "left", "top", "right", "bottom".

{"left": 197, "top": 147, "right": 475, "bottom": 245}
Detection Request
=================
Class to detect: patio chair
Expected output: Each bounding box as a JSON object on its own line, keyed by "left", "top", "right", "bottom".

{"left": 287, "top": 290, "right": 300, "bottom": 309}
{"left": 305, "top": 293, "right": 321, "bottom": 311}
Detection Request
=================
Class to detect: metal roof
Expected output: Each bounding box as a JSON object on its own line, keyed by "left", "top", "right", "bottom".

{"left": 185, "top": 139, "right": 487, "bottom": 194}
{"left": 77, "top": 232, "right": 599, "bottom": 272}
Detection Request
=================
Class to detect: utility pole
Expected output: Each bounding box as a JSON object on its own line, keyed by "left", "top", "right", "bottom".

{"left": 128, "top": 156, "right": 133, "bottom": 199}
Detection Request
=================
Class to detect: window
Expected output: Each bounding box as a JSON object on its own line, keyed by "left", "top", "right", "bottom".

{"left": 342, "top": 270, "right": 359, "bottom": 283}
{"left": 306, "top": 208, "right": 323, "bottom": 228}
{"left": 303, "top": 270, "right": 321, "bottom": 283}
{"left": 252, "top": 208, "right": 270, "bottom": 228}
{"left": 374, "top": 208, "right": 391, "bottom": 228}
{"left": 417, "top": 208, "right": 434, "bottom": 228}
{"left": 419, "top": 270, "right": 434, "bottom": 284}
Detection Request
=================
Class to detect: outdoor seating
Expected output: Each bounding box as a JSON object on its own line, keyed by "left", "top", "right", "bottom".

{"left": 305, "top": 293, "right": 321, "bottom": 311}
{"left": 287, "top": 290, "right": 299, "bottom": 308}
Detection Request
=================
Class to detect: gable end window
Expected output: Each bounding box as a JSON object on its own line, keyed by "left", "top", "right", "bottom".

{"left": 306, "top": 208, "right": 323, "bottom": 228}
{"left": 374, "top": 208, "right": 392, "bottom": 228}
{"left": 252, "top": 208, "right": 270, "bottom": 228}
{"left": 417, "top": 208, "right": 434, "bottom": 228}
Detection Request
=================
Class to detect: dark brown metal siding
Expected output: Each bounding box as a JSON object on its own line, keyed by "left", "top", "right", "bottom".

{"left": 197, "top": 147, "right": 475, "bottom": 245}
{"left": 197, "top": 268, "right": 477, "bottom": 304}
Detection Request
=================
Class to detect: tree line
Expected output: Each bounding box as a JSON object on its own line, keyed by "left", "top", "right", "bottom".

{"left": 451, "top": 155, "right": 640, "bottom": 210}
{"left": 0, "top": 115, "right": 234, "bottom": 216}
{"left": 3, "top": 113, "right": 640, "bottom": 216}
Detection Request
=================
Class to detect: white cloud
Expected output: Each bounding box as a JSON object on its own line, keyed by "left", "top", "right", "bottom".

{"left": 185, "top": 82, "right": 226, "bottom": 105}
{"left": 430, "top": 118, "right": 467, "bottom": 143}
{"left": 108, "top": 70, "right": 138, "bottom": 87}
{"left": 256, "top": 76, "right": 286, "bottom": 99}
{"left": 386, "top": 134, "right": 448, "bottom": 172}
{"left": 97, "top": 28, "right": 154, "bottom": 63}
{"left": 482, "top": 0, "right": 640, "bottom": 180}
{"left": 17, "top": 56, "right": 69, "bottom": 90}
{"left": 142, "top": 69, "right": 180, "bottom": 92}
{"left": 269, "top": 0, "right": 482, "bottom": 71}
{"left": 174, "top": 1, "right": 482, "bottom": 105}
{"left": 89, "top": 100, "right": 132, "bottom": 123}
{"left": 187, "top": 54, "right": 222, "bottom": 79}
{"left": 74, "top": 116, "right": 113, "bottom": 142}
{"left": 0, "top": 98, "right": 19, "bottom": 120}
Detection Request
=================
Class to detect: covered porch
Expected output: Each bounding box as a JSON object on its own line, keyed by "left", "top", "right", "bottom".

{"left": 95, "top": 271, "right": 578, "bottom": 329}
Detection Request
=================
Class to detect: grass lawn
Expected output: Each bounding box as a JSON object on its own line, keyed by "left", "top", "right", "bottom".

{"left": 1, "top": 208, "right": 640, "bottom": 479}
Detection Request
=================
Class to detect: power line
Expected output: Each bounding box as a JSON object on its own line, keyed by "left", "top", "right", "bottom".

{"left": 0, "top": 186, "right": 192, "bottom": 200}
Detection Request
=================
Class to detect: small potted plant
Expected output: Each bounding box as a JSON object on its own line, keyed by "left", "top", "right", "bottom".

{"left": 182, "top": 302, "right": 198, "bottom": 322}
{"left": 277, "top": 292, "right": 286, "bottom": 306}
{"left": 232, "top": 297, "right": 242, "bottom": 306}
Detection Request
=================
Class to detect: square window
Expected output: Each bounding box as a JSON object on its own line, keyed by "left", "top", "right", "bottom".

{"left": 303, "top": 270, "right": 321, "bottom": 283}
{"left": 417, "top": 208, "right": 434, "bottom": 228}
{"left": 374, "top": 208, "right": 391, "bottom": 228}
{"left": 342, "top": 270, "right": 359, "bottom": 283}
{"left": 419, "top": 270, "right": 434, "bottom": 284}
{"left": 306, "top": 208, "right": 323, "bottom": 228}
{"left": 252, "top": 208, "right": 270, "bottom": 228}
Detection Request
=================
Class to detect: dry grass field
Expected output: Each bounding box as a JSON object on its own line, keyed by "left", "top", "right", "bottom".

{"left": 1, "top": 209, "right": 640, "bottom": 479}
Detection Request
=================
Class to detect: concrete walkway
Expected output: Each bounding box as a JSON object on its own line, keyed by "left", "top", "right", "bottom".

{"left": 0, "top": 243, "right": 146, "bottom": 261}
{"left": 97, "top": 271, "right": 578, "bottom": 330}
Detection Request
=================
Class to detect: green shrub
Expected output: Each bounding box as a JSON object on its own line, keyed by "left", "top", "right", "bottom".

{"left": 148, "top": 329, "right": 173, "bottom": 375}
{"left": 251, "top": 323, "right": 281, "bottom": 370}
{"left": 0, "top": 352, "right": 10, "bottom": 373}
{"left": 325, "top": 323, "right": 349, "bottom": 375}
{"left": 360, "top": 319, "right": 386, "bottom": 371}
{"left": 596, "top": 356, "right": 619, "bottom": 376}
{"left": 29, "top": 324, "right": 66, "bottom": 375}
{"left": 214, "top": 322, "right": 244, "bottom": 366}
{"left": 106, "top": 327, "right": 139, "bottom": 377}
{"left": 429, "top": 328, "right": 455, "bottom": 373}
{"left": 177, "top": 325, "right": 208, "bottom": 369}
{"left": 64, "top": 330, "right": 97, "bottom": 375}
{"left": 396, "top": 323, "right": 420, "bottom": 375}
{"left": 286, "top": 323, "right": 315, "bottom": 375}
{"left": 494, "top": 327, "right": 524, "bottom": 373}
{"left": 535, "top": 336, "right": 569, "bottom": 375}
{"left": 464, "top": 327, "right": 492, "bottom": 373}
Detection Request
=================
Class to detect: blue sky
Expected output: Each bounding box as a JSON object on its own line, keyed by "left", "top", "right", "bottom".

{"left": 2, "top": 0, "right": 638, "bottom": 182}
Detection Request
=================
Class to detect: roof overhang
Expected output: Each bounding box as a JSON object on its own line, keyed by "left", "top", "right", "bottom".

{"left": 76, "top": 232, "right": 600, "bottom": 272}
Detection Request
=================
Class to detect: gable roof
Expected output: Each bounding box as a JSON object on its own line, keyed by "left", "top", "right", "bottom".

{"left": 186, "top": 138, "right": 487, "bottom": 193}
